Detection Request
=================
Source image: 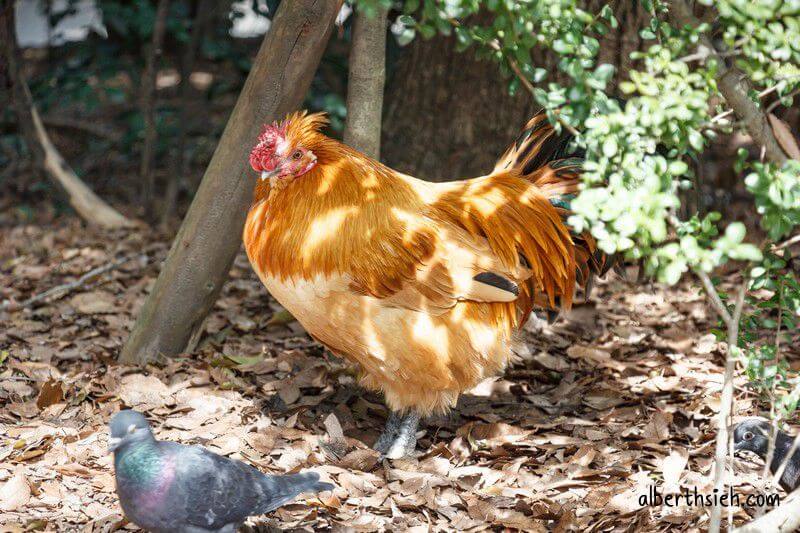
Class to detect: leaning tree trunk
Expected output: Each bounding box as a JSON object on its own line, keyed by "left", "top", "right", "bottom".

{"left": 120, "top": 0, "right": 341, "bottom": 364}
{"left": 382, "top": 1, "right": 649, "bottom": 181}
{"left": 0, "top": 1, "right": 133, "bottom": 229}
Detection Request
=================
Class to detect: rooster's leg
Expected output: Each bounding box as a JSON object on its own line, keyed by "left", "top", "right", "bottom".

{"left": 374, "top": 411, "right": 420, "bottom": 459}
{"left": 374, "top": 411, "right": 402, "bottom": 454}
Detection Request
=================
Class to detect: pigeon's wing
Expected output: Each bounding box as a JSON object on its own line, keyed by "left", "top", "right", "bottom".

{"left": 163, "top": 443, "right": 267, "bottom": 530}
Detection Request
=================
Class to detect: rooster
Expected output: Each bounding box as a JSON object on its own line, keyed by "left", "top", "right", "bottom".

{"left": 243, "top": 110, "right": 611, "bottom": 458}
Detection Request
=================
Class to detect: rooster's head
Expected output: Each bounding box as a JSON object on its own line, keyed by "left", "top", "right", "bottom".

{"left": 249, "top": 111, "right": 328, "bottom": 185}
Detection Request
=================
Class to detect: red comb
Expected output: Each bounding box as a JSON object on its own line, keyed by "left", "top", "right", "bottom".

{"left": 250, "top": 121, "right": 287, "bottom": 172}
{"left": 256, "top": 121, "right": 287, "bottom": 146}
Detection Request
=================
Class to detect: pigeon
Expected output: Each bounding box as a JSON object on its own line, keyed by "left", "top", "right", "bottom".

{"left": 733, "top": 418, "right": 800, "bottom": 492}
{"left": 108, "top": 410, "right": 333, "bottom": 532}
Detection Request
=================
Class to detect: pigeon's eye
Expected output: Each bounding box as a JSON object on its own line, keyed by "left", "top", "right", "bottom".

{"left": 744, "top": 431, "right": 755, "bottom": 441}
{"left": 127, "top": 424, "right": 137, "bottom": 435}
{"left": 291, "top": 150, "right": 302, "bottom": 160}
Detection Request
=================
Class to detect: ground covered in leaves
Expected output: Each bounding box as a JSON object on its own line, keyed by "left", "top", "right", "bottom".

{"left": 0, "top": 218, "right": 795, "bottom": 532}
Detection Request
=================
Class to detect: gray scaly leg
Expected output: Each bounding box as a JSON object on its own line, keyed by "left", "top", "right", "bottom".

{"left": 373, "top": 411, "right": 403, "bottom": 454}
{"left": 375, "top": 412, "right": 420, "bottom": 459}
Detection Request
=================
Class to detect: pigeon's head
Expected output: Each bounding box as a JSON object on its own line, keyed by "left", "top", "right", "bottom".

{"left": 733, "top": 418, "right": 772, "bottom": 458}
{"left": 108, "top": 410, "right": 154, "bottom": 452}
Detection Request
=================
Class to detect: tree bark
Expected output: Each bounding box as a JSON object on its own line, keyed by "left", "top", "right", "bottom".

{"left": 119, "top": 0, "right": 341, "bottom": 364}
{"left": 343, "top": 6, "right": 388, "bottom": 158}
{"left": 381, "top": 1, "right": 648, "bottom": 181}
{"left": 140, "top": 0, "right": 171, "bottom": 220}
{"left": 0, "top": 1, "right": 133, "bottom": 229}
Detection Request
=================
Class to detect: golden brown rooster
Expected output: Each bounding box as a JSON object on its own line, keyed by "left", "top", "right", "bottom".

{"left": 243, "top": 110, "right": 611, "bottom": 458}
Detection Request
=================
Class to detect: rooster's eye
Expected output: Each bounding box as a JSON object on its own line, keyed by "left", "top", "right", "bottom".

{"left": 744, "top": 431, "right": 754, "bottom": 441}
{"left": 291, "top": 150, "right": 302, "bottom": 160}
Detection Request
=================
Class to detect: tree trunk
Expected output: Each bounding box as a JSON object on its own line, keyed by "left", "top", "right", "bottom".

{"left": 160, "top": 0, "right": 214, "bottom": 228}
{"left": 381, "top": 1, "right": 648, "bottom": 181}
{"left": 343, "top": 6, "right": 388, "bottom": 158}
{"left": 119, "top": 0, "right": 341, "bottom": 365}
{"left": 140, "top": 0, "right": 171, "bottom": 220}
{"left": 0, "top": 1, "right": 134, "bottom": 229}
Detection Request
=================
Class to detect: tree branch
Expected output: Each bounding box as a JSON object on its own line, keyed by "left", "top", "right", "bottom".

{"left": 1, "top": 254, "right": 145, "bottom": 311}
{"left": 161, "top": 0, "right": 215, "bottom": 228}
{"left": 0, "top": 3, "right": 134, "bottom": 229}
{"left": 140, "top": 0, "right": 171, "bottom": 220}
{"left": 668, "top": 0, "right": 788, "bottom": 166}
{"left": 707, "top": 281, "right": 746, "bottom": 533}
{"left": 773, "top": 233, "right": 800, "bottom": 251}
{"left": 695, "top": 269, "right": 733, "bottom": 325}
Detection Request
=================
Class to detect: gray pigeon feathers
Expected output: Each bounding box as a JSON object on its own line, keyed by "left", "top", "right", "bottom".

{"left": 733, "top": 418, "right": 800, "bottom": 492}
{"left": 109, "top": 410, "right": 333, "bottom": 532}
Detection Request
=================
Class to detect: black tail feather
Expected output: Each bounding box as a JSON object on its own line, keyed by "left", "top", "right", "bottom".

{"left": 258, "top": 471, "right": 333, "bottom": 514}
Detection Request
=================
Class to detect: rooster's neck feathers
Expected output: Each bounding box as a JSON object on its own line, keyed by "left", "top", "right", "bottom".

{"left": 245, "top": 142, "right": 437, "bottom": 297}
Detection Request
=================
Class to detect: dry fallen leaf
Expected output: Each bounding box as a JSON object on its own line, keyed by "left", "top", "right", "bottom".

{"left": 267, "top": 309, "right": 297, "bottom": 327}
{"left": 458, "top": 421, "right": 530, "bottom": 444}
{"left": 337, "top": 448, "right": 381, "bottom": 471}
{"left": 643, "top": 410, "right": 673, "bottom": 442}
{"left": 278, "top": 381, "right": 300, "bottom": 406}
{"left": 36, "top": 379, "right": 63, "bottom": 410}
{"left": 566, "top": 345, "right": 627, "bottom": 372}
{"left": 661, "top": 448, "right": 689, "bottom": 493}
{"left": 0, "top": 468, "right": 30, "bottom": 511}
{"left": 118, "top": 373, "right": 172, "bottom": 411}
{"left": 768, "top": 113, "right": 800, "bottom": 160}
{"left": 583, "top": 388, "right": 625, "bottom": 410}
{"left": 69, "top": 291, "right": 116, "bottom": 314}
{"left": 323, "top": 413, "right": 345, "bottom": 441}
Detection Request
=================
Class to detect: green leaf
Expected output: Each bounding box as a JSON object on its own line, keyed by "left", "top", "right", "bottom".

{"left": 725, "top": 222, "right": 746, "bottom": 243}
{"left": 595, "top": 63, "right": 615, "bottom": 81}
{"left": 731, "top": 244, "right": 763, "bottom": 262}
{"left": 602, "top": 138, "right": 618, "bottom": 157}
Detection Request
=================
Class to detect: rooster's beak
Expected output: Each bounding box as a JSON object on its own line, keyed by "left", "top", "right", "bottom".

{"left": 260, "top": 169, "right": 280, "bottom": 181}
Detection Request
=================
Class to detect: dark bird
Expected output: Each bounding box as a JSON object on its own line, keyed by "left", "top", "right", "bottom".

{"left": 733, "top": 418, "right": 800, "bottom": 492}
{"left": 109, "top": 410, "right": 333, "bottom": 532}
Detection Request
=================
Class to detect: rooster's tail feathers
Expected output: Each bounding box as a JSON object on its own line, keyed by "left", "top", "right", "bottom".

{"left": 494, "top": 111, "right": 616, "bottom": 310}
{"left": 492, "top": 113, "right": 578, "bottom": 176}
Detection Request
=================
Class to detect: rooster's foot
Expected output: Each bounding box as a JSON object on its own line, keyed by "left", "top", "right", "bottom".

{"left": 374, "top": 411, "right": 420, "bottom": 459}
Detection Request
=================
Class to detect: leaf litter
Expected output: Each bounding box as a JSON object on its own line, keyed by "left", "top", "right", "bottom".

{"left": 1, "top": 219, "right": 797, "bottom": 532}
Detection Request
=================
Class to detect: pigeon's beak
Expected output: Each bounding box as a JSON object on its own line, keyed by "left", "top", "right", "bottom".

{"left": 260, "top": 168, "right": 280, "bottom": 181}
{"left": 108, "top": 437, "right": 122, "bottom": 452}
